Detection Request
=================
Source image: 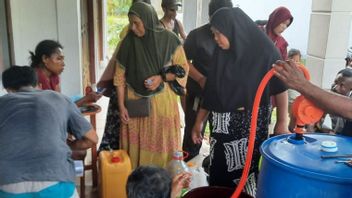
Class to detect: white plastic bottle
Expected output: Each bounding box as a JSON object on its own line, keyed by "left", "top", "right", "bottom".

{"left": 167, "top": 151, "right": 190, "bottom": 197}
{"left": 167, "top": 151, "right": 190, "bottom": 177}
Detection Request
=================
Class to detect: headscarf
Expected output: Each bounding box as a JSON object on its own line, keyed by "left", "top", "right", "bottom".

{"left": 347, "top": 46, "right": 352, "bottom": 59}
{"left": 117, "top": 2, "right": 181, "bottom": 97}
{"left": 204, "top": 7, "right": 286, "bottom": 112}
{"left": 265, "top": 7, "right": 293, "bottom": 60}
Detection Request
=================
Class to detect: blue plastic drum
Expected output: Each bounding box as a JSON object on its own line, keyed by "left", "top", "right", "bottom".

{"left": 257, "top": 133, "right": 352, "bottom": 198}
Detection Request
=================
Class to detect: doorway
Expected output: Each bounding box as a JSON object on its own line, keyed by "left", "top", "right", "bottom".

{"left": 0, "top": 0, "right": 11, "bottom": 88}
{"left": 106, "top": 0, "right": 132, "bottom": 57}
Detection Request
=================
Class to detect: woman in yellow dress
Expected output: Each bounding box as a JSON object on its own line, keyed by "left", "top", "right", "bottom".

{"left": 114, "top": 2, "right": 188, "bottom": 169}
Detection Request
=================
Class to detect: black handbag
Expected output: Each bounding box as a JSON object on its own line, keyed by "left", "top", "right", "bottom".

{"left": 160, "top": 64, "right": 186, "bottom": 96}
{"left": 125, "top": 97, "right": 151, "bottom": 118}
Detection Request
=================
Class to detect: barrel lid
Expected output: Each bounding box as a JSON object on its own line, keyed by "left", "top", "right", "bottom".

{"left": 260, "top": 133, "right": 352, "bottom": 183}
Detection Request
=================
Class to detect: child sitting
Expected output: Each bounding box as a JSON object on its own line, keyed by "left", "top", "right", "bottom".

{"left": 127, "top": 166, "right": 191, "bottom": 198}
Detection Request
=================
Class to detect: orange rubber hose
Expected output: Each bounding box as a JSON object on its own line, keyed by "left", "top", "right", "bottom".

{"left": 231, "top": 69, "right": 275, "bottom": 198}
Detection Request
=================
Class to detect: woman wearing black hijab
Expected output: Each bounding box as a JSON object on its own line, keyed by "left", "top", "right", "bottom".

{"left": 192, "top": 7, "right": 287, "bottom": 196}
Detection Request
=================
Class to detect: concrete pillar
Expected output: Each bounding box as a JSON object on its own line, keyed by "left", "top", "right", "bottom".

{"left": 306, "top": 0, "right": 352, "bottom": 88}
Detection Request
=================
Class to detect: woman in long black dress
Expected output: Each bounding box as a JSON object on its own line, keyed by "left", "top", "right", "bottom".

{"left": 192, "top": 7, "right": 287, "bottom": 196}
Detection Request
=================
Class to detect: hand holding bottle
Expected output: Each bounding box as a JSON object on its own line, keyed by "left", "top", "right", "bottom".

{"left": 171, "top": 172, "right": 192, "bottom": 198}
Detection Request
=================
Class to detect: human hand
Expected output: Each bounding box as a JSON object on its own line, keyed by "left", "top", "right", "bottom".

{"left": 273, "top": 60, "right": 308, "bottom": 91}
{"left": 165, "top": 73, "right": 177, "bottom": 81}
{"left": 192, "top": 122, "right": 204, "bottom": 144}
{"left": 119, "top": 105, "right": 130, "bottom": 124}
{"left": 171, "top": 172, "right": 192, "bottom": 198}
{"left": 85, "top": 92, "right": 103, "bottom": 103}
{"left": 144, "top": 75, "right": 162, "bottom": 91}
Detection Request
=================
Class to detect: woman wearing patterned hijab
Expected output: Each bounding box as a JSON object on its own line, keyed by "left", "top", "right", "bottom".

{"left": 115, "top": 2, "right": 188, "bottom": 169}
{"left": 265, "top": 7, "right": 293, "bottom": 60}
{"left": 192, "top": 7, "right": 287, "bottom": 196}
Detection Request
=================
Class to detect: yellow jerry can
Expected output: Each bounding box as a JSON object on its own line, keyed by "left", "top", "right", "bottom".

{"left": 99, "top": 150, "right": 132, "bottom": 198}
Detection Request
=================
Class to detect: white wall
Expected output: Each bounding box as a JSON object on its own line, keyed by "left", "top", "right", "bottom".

{"left": 56, "top": 0, "right": 83, "bottom": 96}
{"left": 9, "top": 0, "right": 82, "bottom": 96}
{"left": 11, "top": 0, "right": 58, "bottom": 65}
{"left": 233, "top": 0, "right": 312, "bottom": 56}
{"left": 349, "top": 20, "right": 352, "bottom": 47}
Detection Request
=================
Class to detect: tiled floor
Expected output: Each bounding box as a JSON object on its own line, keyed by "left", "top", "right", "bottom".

{"left": 77, "top": 96, "right": 210, "bottom": 198}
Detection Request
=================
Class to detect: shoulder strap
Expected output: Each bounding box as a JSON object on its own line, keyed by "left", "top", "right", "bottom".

{"left": 173, "top": 19, "right": 180, "bottom": 35}
{"left": 160, "top": 20, "right": 166, "bottom": 28}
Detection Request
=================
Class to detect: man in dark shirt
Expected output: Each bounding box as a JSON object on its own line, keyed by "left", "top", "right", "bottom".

{"left": 182, "top": 0, "right": 233, "bottom": 161}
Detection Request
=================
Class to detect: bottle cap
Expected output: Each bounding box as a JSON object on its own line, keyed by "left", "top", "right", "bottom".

{"left": 111, "top": 156, "right": 121, "bottom": 163}
{"left": 187, "top": 162, "right": 195, "bottom": 167}
{"left": 321, "top": 140, "right": 338, "bottom": 152}
{"left": 173, "top": 151, "right": 184, "bottom": 160}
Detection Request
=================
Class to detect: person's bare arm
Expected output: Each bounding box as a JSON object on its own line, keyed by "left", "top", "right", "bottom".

{"left": 117, "top": 86, "right": 129, "bottom": 124}
{"left": 176, "top": 19, "right": 187, "bottom": 41}
{"left": 273, "top": 91, "right": 290, "bottom": 135}
{"left": 273, "top": 60, "right": 352, "bottom": 119}
{"left": 192, "top": 108, "right": 209, "bottom": 144}
{"left": 74, "top": 92, "right": 103, "bottom": 107}
{"left": 67, "top": 129, "right": 98, "bottom": 150}
{"left": 114, "top": 63, "right": 129, "bottom": 124}
{"left": 188, "top": 61, "right": 206, "bottom": 89}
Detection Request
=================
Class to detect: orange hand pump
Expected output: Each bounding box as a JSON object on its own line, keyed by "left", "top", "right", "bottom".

{"left": 231, "top": 64, "right": 323, "bottom": 198}
{"left": 291, "top": 65, "right": 324, "bottom": 139}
